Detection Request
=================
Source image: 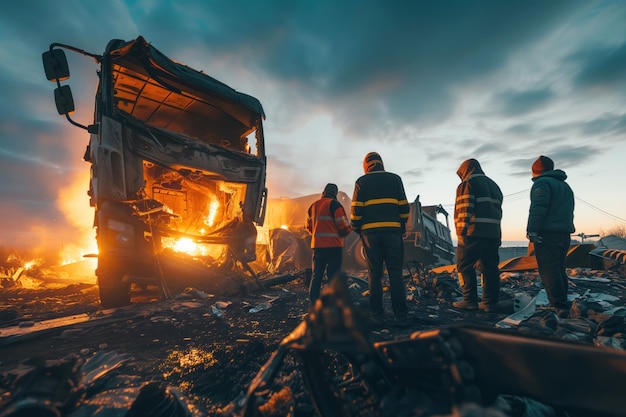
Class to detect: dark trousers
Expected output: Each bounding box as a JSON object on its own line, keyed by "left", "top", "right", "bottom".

{"left": 309, "top": 247, "right": 343, "bottom": 303}
{"left": 456, "top": 236, "right": 501, "bottom": 305}
{"left": 534, "top": 232, "right": 571, "bottom": 310}
{"left": 362, "top": 232, "right": 408, "bottom": 318}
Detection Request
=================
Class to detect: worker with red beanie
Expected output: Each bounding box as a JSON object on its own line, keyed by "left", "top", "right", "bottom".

{"left": 527, "top": 155, "right": 576, "bottom": 318}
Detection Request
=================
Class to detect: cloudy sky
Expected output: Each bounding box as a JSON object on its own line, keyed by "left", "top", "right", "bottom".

{"left": 1, "top": 0, "right": 626, "bottom": 258}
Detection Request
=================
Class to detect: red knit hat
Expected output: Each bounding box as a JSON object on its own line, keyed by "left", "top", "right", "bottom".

{"left": 532, "top": 155, "right": 554, "bottom": 177}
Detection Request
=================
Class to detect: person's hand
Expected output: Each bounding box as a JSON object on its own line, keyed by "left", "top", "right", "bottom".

{"left": 457, "top": 236, "right": 466, "bottom": 246}
{"left": 527, "top": 232, "right": 543, "bottom": 244}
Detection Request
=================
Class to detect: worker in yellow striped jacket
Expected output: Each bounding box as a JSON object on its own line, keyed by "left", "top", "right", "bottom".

{"left": 453, "top": 158, "right": 503, "bottom": 313}
{"left": 351, "top": 152, "right": 410, "bottom": 327}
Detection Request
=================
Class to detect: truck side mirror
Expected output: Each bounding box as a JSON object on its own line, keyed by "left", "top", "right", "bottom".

{"left": 42, "top": 49, "right": 70, "bottom": 82}
{"left": 54, "top": 85, "right": 75, "bottom": 115}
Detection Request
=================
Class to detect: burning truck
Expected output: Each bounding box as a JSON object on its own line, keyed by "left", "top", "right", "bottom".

{"left": 42, "top": 36, "right": 268, "bottom": 307}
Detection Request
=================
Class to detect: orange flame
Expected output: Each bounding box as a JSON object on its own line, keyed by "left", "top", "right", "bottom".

{"left": 204, "top": 195, "right": 220, "bottom": 228}
{"left": 56, "top": 170, "right": 98, "bottom": 264}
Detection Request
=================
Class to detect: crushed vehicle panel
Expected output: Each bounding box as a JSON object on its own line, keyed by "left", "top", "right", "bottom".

{"left": 43, "top": 36, "right": 268, "bottom": 307}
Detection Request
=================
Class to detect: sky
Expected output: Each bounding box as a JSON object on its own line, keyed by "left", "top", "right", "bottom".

{"left": 1, "top": 0, "right": 626, "bottom": 260}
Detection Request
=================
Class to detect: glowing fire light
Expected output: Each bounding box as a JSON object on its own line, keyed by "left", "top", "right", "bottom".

{"left": 204, "top": 195, "right": 220, "bottom": 228}
{"left": 23, "top": 260, "right": 40, "bottom": 270}
{"left": 173, "top": 238, "right": 197, "bottom": 253}
{"left": 56, "top": 170, "right": 99, "bottom": 265}
{"left": 7, "top": 254, "right": 43, "bottom": 270}
{"left": 161, "top": 237, "right": 227, "bottom": 259}
{"left": 162, "top": 237, "right": 210, "bottom": 257}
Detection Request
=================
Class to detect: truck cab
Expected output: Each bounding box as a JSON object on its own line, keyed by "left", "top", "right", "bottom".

{"left": 43, "top": 36, "right": 268, "bottom": 307}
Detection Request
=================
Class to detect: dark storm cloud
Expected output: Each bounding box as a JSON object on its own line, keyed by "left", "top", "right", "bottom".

{"left": 0, "top": 115, "right": 70, "bottom": 163}
{"left": 253, "top": 1, "right": 584, "bottom": 134}
{"left": 549, "top": 144, "right": 604, "bottom": 166}
{"left": 125, "top": 0, "right": 587, "bottom": 135}
{"left": 530, "top": 113, "right": 626, "bottom": 139}
{"left": 493, "top": 88, "right": 555, "bottom": 116}
{"left": 505, "top": 123, "right": 535, "bottom": 135}
{"left": 568, "top": 42, "right": 626, "bottom": 89}
{"left": 402, "top": 168, "right": 425, "bottom": 181}
{"left": 473, "top": 142, "right": 503, "bottom": 156}
{"left": 1, "top": 0, "right": 586, "bottom": 141}
{"left": 616, "top": 115, "right": 626, "bottom": 132}
{"left": 420, "top": 138, "right": 488, "bottom": 171}
{"left": 580, "top": 113, "right": 626, "bottom": 136}
{"left": 0, "top": 0, "right": 135, "bottom": 45}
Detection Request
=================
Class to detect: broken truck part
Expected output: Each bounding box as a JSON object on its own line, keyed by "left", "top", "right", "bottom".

{"left": 42, "top": 36, "right": 268, "bottom": 308}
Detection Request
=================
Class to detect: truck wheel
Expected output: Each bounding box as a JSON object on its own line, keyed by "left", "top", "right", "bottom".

{"left": 98, "top": 274, "right": 131, "bottom": 308}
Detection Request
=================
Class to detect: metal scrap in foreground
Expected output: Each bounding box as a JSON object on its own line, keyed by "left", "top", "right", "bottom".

{"left": 235, "top": 273, "right": 626, "bottom": 417}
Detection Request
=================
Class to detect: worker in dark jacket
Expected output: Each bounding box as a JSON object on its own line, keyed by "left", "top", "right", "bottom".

{"left": 453, "top": 159, "right": 503, "bottom": 312}
{"left": 306, "top": 183, "right": 352, "bottom": 305}
{"left": 526, "top": 156, "right": 575, "bottom": 318}
{"left": 351, "top": 152, "right": 410, "bottom": 327}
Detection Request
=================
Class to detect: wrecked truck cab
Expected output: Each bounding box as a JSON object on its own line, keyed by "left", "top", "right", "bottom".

{"left": 43, "top": 36, "right": 268, "bottom": 308}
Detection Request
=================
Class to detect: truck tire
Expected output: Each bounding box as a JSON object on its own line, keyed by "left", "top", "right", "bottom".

{"left": 97, "top": 273, "right": 131, "bottom": 308}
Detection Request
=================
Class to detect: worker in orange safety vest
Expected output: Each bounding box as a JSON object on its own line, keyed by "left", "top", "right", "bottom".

{"left": 305, "top": 183, "right": 352, "bottom": 304}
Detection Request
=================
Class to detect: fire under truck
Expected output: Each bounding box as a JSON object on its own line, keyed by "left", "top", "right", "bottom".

{"left": 42, "top": 36, "right": 268, "bottom": 307}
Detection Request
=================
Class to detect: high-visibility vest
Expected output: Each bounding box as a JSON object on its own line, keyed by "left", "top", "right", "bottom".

{"left": 306, "top": 197, "right": 351, "bottom": 248}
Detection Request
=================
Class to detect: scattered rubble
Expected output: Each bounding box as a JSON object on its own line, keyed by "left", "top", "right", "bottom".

{"left": 1, "top": 238, "right": 626, "bottom": 415}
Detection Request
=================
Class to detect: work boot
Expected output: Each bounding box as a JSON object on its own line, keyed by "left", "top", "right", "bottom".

{"left": 452, "top": 299, "right": 478, "bottom": 310}
{"left": 457, "top": 273, "right": 479, "bottom": 309}
{"left": 479, "top": 302, "right": 498, "bottom": 313}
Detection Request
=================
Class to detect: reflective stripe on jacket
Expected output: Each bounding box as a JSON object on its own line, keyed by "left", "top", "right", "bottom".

{"left": 351, "top": 170, "right": 410, "bottom": 235}
{"left": 306, "top": 197, "right": 352, "bottom": 248}
{"left": 455, "top": 159, "right": 503, "bottom": 239}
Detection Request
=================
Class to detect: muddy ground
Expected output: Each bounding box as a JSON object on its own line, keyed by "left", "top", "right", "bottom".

{"left": 1, "top": 263, "right": 625, "bottom": 416}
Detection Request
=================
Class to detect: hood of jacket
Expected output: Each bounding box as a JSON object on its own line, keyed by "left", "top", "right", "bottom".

{"left": 457, "top": 159, "right": 484, "bottom": 181}
{"left": 363, "top": 152, "right": 385, "bottom": 173}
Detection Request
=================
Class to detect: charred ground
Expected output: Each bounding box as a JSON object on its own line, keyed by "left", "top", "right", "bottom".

{"left": 1, "top": 264, "right": 626, "bottom": 416}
